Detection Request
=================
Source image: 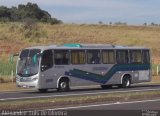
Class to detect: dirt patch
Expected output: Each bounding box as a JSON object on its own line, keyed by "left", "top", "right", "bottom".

{"left": 152, "top": 76, "right": 160, "bottom": 82}
{"left": 0, "top": 78, "right": 4, "bottom": 83}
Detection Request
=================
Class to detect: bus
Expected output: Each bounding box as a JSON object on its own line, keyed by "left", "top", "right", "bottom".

{"left": 16, "top": 44, "right": 151, "bottom": 92}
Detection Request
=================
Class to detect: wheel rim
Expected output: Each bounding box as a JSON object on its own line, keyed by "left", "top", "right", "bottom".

{"left": 125, "top": 79, "right": 130, "bottom": 87}
{"left": 60, "top": 82, "right": 67, "bottom": 89}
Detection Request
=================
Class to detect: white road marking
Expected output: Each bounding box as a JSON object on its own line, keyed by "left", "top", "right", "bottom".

{"left": 44, "top": 99, "right": 160, "bottom": 110}
{"left": 0, "top": 88, "right": 160, "bottom": 101}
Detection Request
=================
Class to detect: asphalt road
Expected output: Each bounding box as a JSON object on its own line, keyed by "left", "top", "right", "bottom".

{"left": 0, "top": 84, "right": 160, "bottom": 101}
{"left": 48, "top": 99, "right": 160, "bottom": 116}
{"left": 2, "top": 99, "right": 160, "bottom": 116}
{"left": 67, "top": 99, "right": 160, "bottom": 110}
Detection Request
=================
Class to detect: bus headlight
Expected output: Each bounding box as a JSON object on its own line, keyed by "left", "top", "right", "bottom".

{"left": 16, "top": 76, "right": 20, "bottom": 81}
{"left": 32, "top": 77, "right": 38, "bottom": 81}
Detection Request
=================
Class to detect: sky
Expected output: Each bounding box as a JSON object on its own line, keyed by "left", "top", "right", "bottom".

{"left": 0, "top": 0, "right": 160, "bottom": 25}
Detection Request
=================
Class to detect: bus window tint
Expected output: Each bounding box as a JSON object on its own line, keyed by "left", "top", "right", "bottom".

{"left": 20, "top": 49, "right": 29, "bottom": 58}
{"left": 17, "top": 49, "right": 41, "bottom": 77}
{"left": 142, "top": 50, "right": 150, "bottom": 64}
{"left": 41, "top": 50, "right": 53, "bottom": 71}
{"left": 71, "top": 50, "right": 85, "bottom": 64}
{"left": 130, "top": 50, "right": 142, "bottom": 64}
{"left": 116, "top": 50, "right": 129, "bottom": 64}
{"left": 54, "top": 50, "right": 69, "bottom": 65}
{"left": 87, "top": 50, "right": 100, "bottom": 64}
{"left": 102, "top": 50, "right": 115, "bottom": 64}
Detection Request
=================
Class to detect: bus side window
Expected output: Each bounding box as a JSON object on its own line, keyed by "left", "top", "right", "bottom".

{"left": 71, "top": 50, "right": 85, "bottom": 64}
{"left": 87, "top": 50, "right": 100, "bottom": 64}
{"left": 41, "top": 50, "right": 53, "bottom": 72}
{"left": 116, "top": 50, "right": 129, "bottom": 64}
{"left": 102, "top": 50, "right": 115, "bottom": 64}
{"left": 130, "top": 50, "right": 142, "bottom": 64}
{"left": 54, "top": 50, "right": 69, "bottom": 65}
{"left": 142, "top": 50, "right": 150, "bottom": 64}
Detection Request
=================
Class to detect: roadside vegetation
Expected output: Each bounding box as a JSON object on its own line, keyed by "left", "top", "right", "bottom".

{"left": 1, "top": 23, "right": 160, "bottom": 61}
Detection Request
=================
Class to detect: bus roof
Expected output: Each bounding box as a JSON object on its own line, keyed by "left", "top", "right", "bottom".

{"left": 24, "top": 44, "right": 150, "bottom": 51}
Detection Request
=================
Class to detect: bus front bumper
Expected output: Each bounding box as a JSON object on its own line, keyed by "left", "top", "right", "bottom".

{"left": 16, "top": 81, "right": 38, "bottom": 89}
{"left": 16, "top": 76, "right": 39, "bottom": 89}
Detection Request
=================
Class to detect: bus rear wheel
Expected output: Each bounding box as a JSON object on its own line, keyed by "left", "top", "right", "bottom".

{"left": 120, "top": 76, "right": 131, "bottom": 88}
{"left": 58, "top": 78, "right": 70, "bottom": 92}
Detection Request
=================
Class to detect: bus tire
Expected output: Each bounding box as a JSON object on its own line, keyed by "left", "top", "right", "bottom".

{"left": 120, "top": 75, "right": 131, "bottom": 88}
{"left": 58, "top": 78, "right": 70, "bottom": 92}
{"left": 38, "top": 89, "right": 48, "bottom": 93}
{"left": 101, "top": 85, "right": 112, "bottom": 89}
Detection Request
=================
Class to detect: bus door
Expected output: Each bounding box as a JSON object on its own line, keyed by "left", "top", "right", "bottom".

{"left": 40, "top": 50, "right": 54, "bottom": 88}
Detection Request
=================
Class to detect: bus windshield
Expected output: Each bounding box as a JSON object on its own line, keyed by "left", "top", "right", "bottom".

{"left": 17, "top": 49, "right": 41, "bottom": 77}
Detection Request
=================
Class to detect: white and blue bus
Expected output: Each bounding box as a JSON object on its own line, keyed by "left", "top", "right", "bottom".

{"left": 16, "top": 44, "right": 151, "bottom": 92}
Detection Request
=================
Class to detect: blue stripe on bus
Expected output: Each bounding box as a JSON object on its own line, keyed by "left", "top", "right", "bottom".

{"left": 65, "top": 64, "right": 150, "bottom": 84}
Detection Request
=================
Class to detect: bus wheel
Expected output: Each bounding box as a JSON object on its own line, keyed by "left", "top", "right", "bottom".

{"left": 38, "top": 89, "right": 48, "bottom": 93}
{"left": 121, "top": 76, "right": 131, "bottom": 88}
{"left": 101, "top": 85, "right": 112, "bottom": 89}
{"left": 58, "top": 79, "right": 70, "bottom": 92}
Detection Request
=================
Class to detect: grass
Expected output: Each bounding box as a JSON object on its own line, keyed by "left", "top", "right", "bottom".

{"left": 1, "top": 90, "right": 160, "bottom": 110}
{"left": 151, "top": 76, "right": 160, "bottom": 83}
{"left": 0, "top": 83, "right": 18, "bottom": 91}
{"left": 0, "top": 83, "right": 31, "bottom": 92}
{"left": 0, "top": 23, "right": 160, "bottom": 62}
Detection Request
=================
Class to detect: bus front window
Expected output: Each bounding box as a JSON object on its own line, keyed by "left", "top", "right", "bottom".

{"left": 17, "top": 49, "right": 41, "bottom": 77}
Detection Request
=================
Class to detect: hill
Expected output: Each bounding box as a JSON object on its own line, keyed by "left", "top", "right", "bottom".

{"left": 0, "top": 22, "right": 160, "bottom": 63}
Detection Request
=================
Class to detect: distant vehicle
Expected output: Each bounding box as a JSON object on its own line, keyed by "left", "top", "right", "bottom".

{"left": 16, "top": 44, "right": 151, "bottom": 92}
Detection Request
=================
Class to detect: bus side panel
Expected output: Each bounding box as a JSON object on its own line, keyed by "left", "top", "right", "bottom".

{"left": 64, "top": 64, "right": 115, "bottom": 86}
{"left": 69, "top": 76, "right": 99, "bottom": 87}
{"left": 106, "top": 70, "right": 151, "bottom": 85}
{"left": 105, "top": 71, "right": 135, "bottom": 85}
{"left": 38, "top": 65, "right": 151, "bottom": 89}
{"left": 38, "top": 68, "right": 58, "bottom": 89}
{"left": 138, "top": 70, "right": 151, "bottom": 82}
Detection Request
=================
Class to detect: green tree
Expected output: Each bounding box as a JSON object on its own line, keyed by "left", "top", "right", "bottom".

{"left": 0, "top": 2, "right": 62, "bottom": 24}
{"left": 0, "top": 6, "right": 11, "bottom": 21}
